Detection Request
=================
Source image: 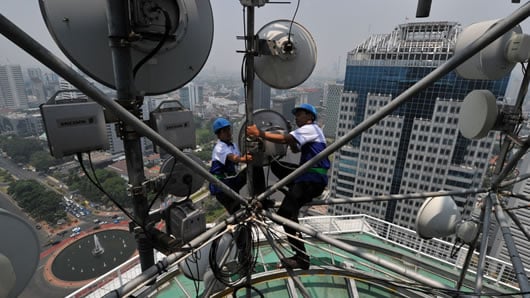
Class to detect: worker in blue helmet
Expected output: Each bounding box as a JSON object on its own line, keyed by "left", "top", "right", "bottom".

{"left": 209, "top": 117, "right": 265, "bottom": 214}
{"left": 246, "top": 103, "right": 329, "bottom": 270}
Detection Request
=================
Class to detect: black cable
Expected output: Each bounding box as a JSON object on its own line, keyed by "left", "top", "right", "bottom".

{"left": 286, "top": 0, "right": 300, "bottom": 45}
{"left": 147, "top": 156, "right": 177, "bottom": 211}
{"left": 240, "top": 6, "right": 248, "bottom": 85}
{"left": 183, "top": 250, "right": 201, "bottom": 297}
{"left": 132, "top": 8, "right": 171, "bottom": 79}
{"left": 76, "top": 152, "right": 142, "bottom": 229}
{"left": 449, "top": 240, "right": 465, "bottom": 259}
{"left": 208, "top": 222, "right": 258, "bottom": 287}
{"left": 232, "top": 285, "right": 264, "bottom": 298}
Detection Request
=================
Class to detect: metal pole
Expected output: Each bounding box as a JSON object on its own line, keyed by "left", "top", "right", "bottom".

{"left": 0, "top": 13, "right": 248, "bottom": 208}
{"left": 244, "top": 5, "right": 255, "bottom": 198}
{"left": 102, "top": 218, "right": 232, "bottom": 297}
{"left": 263, "top": 210, "right": 454, "bottom": 290}
{"left": 474, "top": 193, "right": 493, "bottom": 294}
{"left": 256, "top": 3, "right": 530, "bottom": 201}
{"left": 243, "top": 7, "right": 256, "bottom": 298}
{"left": 303, "top": 188, "right": 487, "bottom": 206}
{"left": 256, "top": 224, "right": 312, "bottom": 297}
{"left": 105, "top": 0, "right": 153, "bottom": 272}
{"left": 491, "top": 138, "right": 530, "bottom": 189}
{"left": 492, "top": 65, "right": 530, "bottom": 176}
{"left": 491, "top": 194, "right": 530, "bottom": 295}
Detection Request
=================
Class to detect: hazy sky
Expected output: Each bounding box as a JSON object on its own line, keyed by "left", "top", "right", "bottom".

{"left": 0, "top": 0, "right": 529, "bottom": 77}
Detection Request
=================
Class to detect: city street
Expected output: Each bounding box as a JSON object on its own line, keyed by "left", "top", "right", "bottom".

{"left": 0, "top": 155, "right": 123, "bottom": 297}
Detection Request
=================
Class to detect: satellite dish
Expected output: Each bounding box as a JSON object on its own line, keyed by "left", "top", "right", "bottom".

{"left": 458, "top": 90, "right": 498, "bottom": 139}
{"left": 160, "top": 153, "right": 205, "bottom": 197}
{"left": 0, "top": 209, "right": 40, "bottom": 297}
{"left": 415, "top": 196, "right": 461, "bottom": 239}
{"left": 39, "top": 0, "right": 213, "bottom": 95}
{"left": 0, "top": 254, "right": 16, "bottom": 298}
{"left": 254, "top": 20, "right": 317, "bottom": 89}
{"left": 458, "top": 89, "right": 519, "bottom": 139}
{"left": 239, "top": 109, "right": 289, "bottom": 166}
{"left": 455, "top": 19, "right": 523, "bottom": 80}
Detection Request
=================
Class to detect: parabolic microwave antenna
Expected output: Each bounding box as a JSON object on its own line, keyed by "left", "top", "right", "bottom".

{"left": 455, "top": 19, "right": 529, "bottom": 80}
{"left": 39, "top": 0, "right": 213, "bottom": 95}
{"left": 254, "top": 20, "right": 317, "bottom": 89}
{"left": 0, "top": 209, "right": 40, "bottom": 297}
{"left": 415, "top": 196, "right": 462, "bottom": 240}
{"left": 238, "top": 109, "right": 289, "bottom": 166}
{"left": 159, "top": 153, "right": 205, "bottom": 197}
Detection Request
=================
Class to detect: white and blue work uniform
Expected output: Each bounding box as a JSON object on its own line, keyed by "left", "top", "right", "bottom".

{"left": 290, "top": 123, "right": 330, "bottom": 185}
{"left": 209, "top": 140, "right": 242, "bottom": 195}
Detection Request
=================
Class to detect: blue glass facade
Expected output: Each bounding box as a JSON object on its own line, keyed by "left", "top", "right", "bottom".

{"left": 334, "top": 22, "right": 511, "bottom": 223}
{"left": 344, "top": 65, "right": 508, "bottom": 221}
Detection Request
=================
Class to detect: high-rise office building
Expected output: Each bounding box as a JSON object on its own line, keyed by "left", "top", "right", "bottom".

{"left": 27, "top": 67, "right": 47, "bottom": 104}
{"left": 0, "top": 64, "right": 29, "bottom": 109}
{"left": 329, "top": 22, "right": 510, "bottom": 233}
{"left": 179, "top": 83, "right": 203, "bottom": 111}
{"left": 272, "top": 96, "right": 297, "bottom": 124}
{"left": 253, "top": 77, "right": 271, "bottom": 110}
{"left": 299, "top": 88, "right": 323, "bottom": 107}
{"left": 323, "top": 82, "right": 343, "bottom": 138}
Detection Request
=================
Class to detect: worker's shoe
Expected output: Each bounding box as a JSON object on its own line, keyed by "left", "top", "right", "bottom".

{"left": 278, "top": 255, "right": 310, "bottom": 270}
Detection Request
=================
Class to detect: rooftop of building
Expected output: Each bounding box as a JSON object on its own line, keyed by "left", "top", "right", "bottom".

{"left": 68, "top": 214, "right": 522, "bottom": 298}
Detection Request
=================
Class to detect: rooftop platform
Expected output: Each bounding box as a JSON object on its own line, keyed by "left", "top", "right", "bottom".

{"left": 67, "top": 215, "right": 523, "bottom": 297}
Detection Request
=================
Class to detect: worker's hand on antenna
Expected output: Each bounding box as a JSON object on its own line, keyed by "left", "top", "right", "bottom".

{"left": 239, "top": 153, "right": 253, "bottom": 163}
{"left": 246, "top": 124, "right": 262, "bottom": 138}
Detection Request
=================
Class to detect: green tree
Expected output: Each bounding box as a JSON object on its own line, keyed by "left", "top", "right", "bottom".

{"left": 8, "top": 180, "right": 66, "bottom": 224}
{"left": 196, "top": 127, "right": 214, "bottom": 145}
{"left": 67, "top": 169, "right": 131, "bottom": 208}
{"left": 30, "top": 151, "right": 55, "bottom": 172}
{"left": 194, "top": 147, "right": 213, "bottom": 162}
{"left": 0, "top": 136, "right": 44, "bottom": 163}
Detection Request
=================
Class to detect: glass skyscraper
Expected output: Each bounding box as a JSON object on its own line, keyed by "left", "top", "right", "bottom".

{"left": 329, "top": 22, "right": 510, "bottom": 233}
{"left": 0, "top": 64, "right": 29, "bottom": 109}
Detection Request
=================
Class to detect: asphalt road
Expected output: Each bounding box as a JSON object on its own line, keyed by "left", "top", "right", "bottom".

{"left": 0, "top": 157, "right": 85, "bottom": 297}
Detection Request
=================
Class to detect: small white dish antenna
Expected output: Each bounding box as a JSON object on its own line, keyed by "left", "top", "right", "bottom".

{"left": 458, "top": 90, "right": 498, "bottom": 139}
{"left": 160, "top": 153, "right": 205, "bottom": 197}
{"left": 458, "top": 89, "right": 519, "bottom": 140}
{"left": 39, "top": 0, "right": 213, "bottom": 95}
{"left": 415, "top": 196, "right": 461, "bottom": 239}
{"left": 455, "top": 19, "right": 529, "bottom": 80}
{"left": 254, "top": 20, "right": 317, "bottom": 89}
{"left": 0, "top": 209, "right": 40, "bottom": 297}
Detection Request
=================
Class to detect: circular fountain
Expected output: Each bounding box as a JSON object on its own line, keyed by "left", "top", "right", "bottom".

{"left": 51, "top": 229, "right": 136, "bottom": 282}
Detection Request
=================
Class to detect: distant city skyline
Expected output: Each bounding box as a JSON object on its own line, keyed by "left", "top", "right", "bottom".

{"left": 0, "top": 1, "right": 528, "bottom": 79}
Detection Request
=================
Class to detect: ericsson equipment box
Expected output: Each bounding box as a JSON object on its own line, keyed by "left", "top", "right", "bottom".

{"left": 40, "top": 92, "right": 109, "bottom": 158}
{"left": 163, "top": 198, "right": 206, "bottom": 246}
{"left": 150, "top": 101, "right": 196, "bottom": 152}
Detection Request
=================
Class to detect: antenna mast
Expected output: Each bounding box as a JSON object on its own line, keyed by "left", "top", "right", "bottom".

{"left": 105, "top": 0, "right": 154, "bottom": 272}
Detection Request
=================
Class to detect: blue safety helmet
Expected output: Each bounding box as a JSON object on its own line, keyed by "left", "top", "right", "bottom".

{"left": 212, "top": 117, "right": 231, "bottom": 134}
{"left": 292, "top": 103, "right": 317, "bottom": 120}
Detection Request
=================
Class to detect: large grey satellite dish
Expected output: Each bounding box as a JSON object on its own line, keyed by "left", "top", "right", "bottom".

{"left": 0, "top": 209, "right": 40, "bottom": 297}
{"left": 254, "top": 20, "right": 317, "bottom": 89}
{"left": 455, "top": 19, "right": 522, "bottom": 80}
{"left": 39, "top": 0, "right": 213, "bottom": 95}
{"left": 160, "top": 153, "right": 205, "bottom": 197}
{"left": 415, "top": 196, "right": 461, "bottom": 239}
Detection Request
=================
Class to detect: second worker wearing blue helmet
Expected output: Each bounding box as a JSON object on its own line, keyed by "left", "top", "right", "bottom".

{"left": 246, "top": 103, "right": 330, "bottom": 270}
{"left": 209, "top": 117, "right": 265, "bottom": 214}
